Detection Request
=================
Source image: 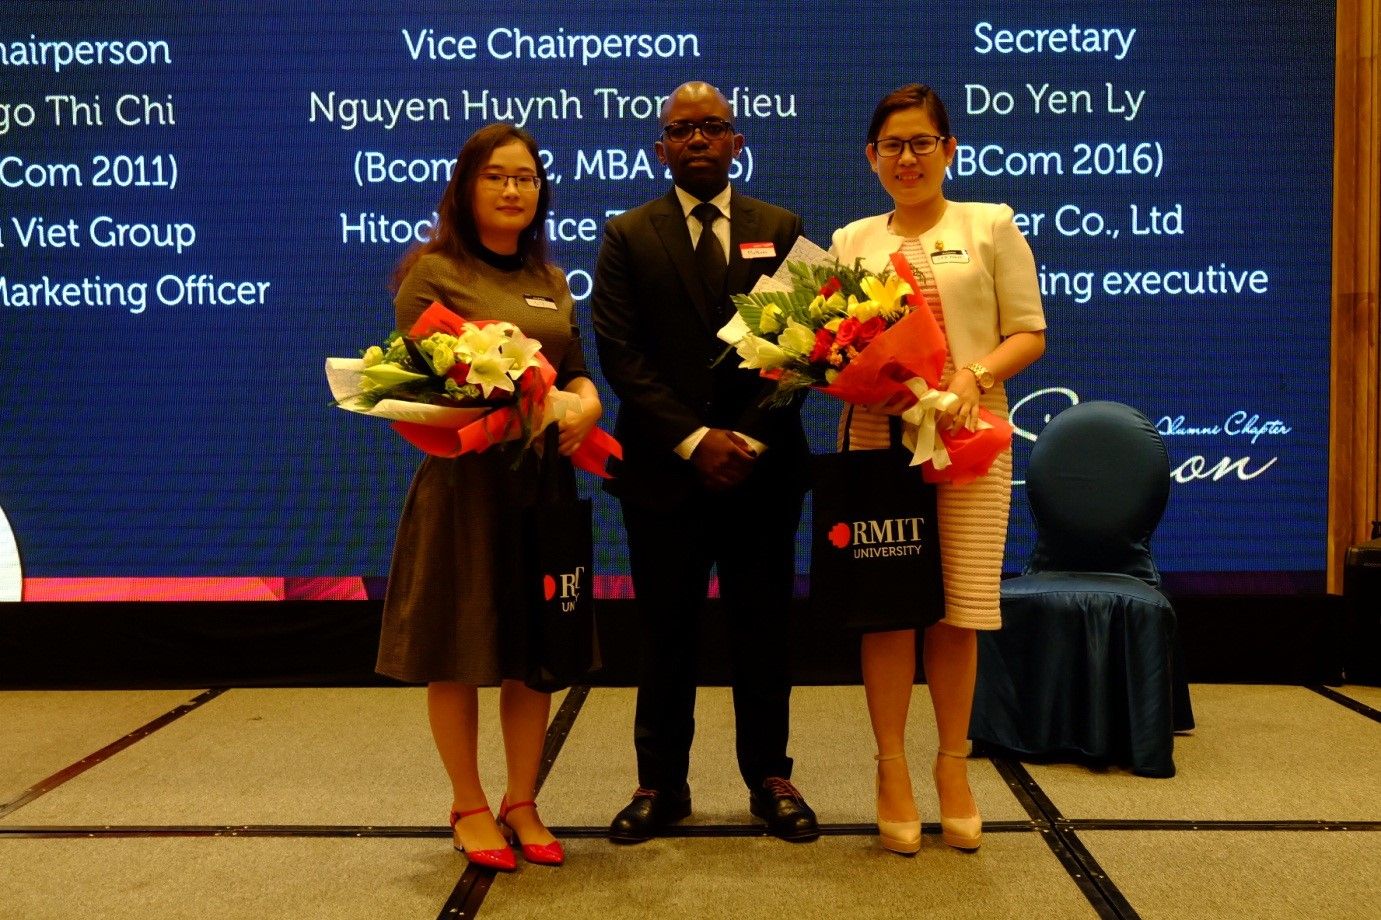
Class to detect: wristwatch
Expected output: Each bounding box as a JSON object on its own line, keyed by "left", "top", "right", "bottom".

{"left": 964, "top": 362, "right": 995, "bottom": 393}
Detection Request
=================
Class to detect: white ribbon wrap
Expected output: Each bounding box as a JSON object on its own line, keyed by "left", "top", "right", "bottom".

{"left": 897, "top": 377, "right": 990, "bottom": 470}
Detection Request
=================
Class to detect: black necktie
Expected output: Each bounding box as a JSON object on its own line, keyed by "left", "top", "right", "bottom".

{"left": 691, "top": 201, "right": 727, "bottom": 307}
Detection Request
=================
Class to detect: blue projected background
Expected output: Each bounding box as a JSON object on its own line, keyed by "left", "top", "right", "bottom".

{"left": 0, "top": 1, "right": 1335, "bottom": 599}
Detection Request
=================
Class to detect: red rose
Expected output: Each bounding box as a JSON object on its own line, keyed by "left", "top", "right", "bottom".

{"left": 852, "top": 316, "right": 886, "bottom": 348}
{"left": 446, "top": 362, "right": 471, "bottom": 384}
{"left": 808, "top": 327, "right": 835, "bottom": 363}
{"left": 819, "top": 277, "right": 842, "bottom": 298}
{"left": 834, "top": 317, "right": 861, "bottom": 348}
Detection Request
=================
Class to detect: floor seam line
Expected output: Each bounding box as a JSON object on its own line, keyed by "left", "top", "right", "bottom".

{"left": 993, "top": 758, "right": 1140, "bottom": 920}
{"left": 9, "top": 818, "right": 1378, "bottom": 840}
{"left": 0, "top": 688, "right": 226, "bottom": 821}
{"left": 1306, "top": 684, "right": 1381, "bottom": 724}
{"left": 0, "top": 820, "right": 1047, "bottom": 839}
{"left": 1063, "top": 819, "right": 1381, "bottom": 831}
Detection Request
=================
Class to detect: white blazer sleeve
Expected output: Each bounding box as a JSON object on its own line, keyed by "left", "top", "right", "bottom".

{"left": 992, "top": 205, "right": 1046, "bottom": 336}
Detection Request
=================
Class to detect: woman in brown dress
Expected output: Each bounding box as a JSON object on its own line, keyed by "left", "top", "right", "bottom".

{"left": 376, "top": 123, "right": 602, "bottom": 870}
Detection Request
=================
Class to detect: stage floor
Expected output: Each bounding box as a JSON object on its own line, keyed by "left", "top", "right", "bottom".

{"left": 2, "top": 683, "right": 1379, "bottom": 919}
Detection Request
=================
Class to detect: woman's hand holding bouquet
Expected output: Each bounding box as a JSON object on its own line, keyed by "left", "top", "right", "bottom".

{"left": 715, "top": 238, "right": 1011, "bottom": 485}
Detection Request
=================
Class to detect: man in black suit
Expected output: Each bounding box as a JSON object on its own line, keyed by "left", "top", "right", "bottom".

{"left": 592, "top": 81, "right": 817, "bottom": 843}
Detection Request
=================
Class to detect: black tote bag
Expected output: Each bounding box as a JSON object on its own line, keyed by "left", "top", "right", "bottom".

{"left": 510, "top": 431, "right": 600, "bottom": 692}
{"left": 810, "top": 412, "right": 945, "bottom": 632}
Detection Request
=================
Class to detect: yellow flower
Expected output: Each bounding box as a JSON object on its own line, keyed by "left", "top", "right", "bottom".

{"left": 809, "top": 292, "right": 848, "bottom": 321}
{"left": 824, "top": 317, "right": 843, "bottom": 332}
{"left": 846, "top": 295, "right": 881, "bottom": 322}
{"left": 427, "top": 344, "right": 456, "bottom": 376}
{"left": 361, "top": 345, "right": 384, "bottom": 368}
{"left": 383, "top": 337, "right": 409, "bottom": 364}
{"left": 758, "top": 304, "right": 783, "bottom": 334}
{"left": 860, "top": 274, "right": 913, "bottom": 318}
{"left": 422, "top": 332, "right": 460, "bottom": 351}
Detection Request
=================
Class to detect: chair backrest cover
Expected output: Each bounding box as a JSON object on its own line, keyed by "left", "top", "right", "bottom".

{"left": 1024, "top": 401, "right": 1170, "bottom": 586}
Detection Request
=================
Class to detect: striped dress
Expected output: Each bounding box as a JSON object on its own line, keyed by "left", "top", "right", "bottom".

{"left": 837, "top": 236, "right": 1011, "bottom": 630}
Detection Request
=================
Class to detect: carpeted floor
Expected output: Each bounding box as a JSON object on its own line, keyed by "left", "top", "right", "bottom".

{"left": 1, "top": 683, "right": 1378, "bottom": 919}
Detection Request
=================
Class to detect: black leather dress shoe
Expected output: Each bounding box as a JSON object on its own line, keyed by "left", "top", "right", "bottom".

{"left": 608, "top": 786, "right": 692, "bottom": 843}
{"left": 749, "top": 777, "right": 820, "bottom": 842}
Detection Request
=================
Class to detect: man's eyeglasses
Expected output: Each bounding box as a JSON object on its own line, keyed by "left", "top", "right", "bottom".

{"left": 477, "top": 172, "right": 542, "bottom": 191}
{"left": 871, "top": 135, "right": 950, "bottom": 158}
{"left": 662, "top": 119, "right": 734, "bottom": 142}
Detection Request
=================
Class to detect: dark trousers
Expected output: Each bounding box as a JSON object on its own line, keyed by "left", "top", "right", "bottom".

{"left": 621, "top": 484, "right": 804, "bottom": 793}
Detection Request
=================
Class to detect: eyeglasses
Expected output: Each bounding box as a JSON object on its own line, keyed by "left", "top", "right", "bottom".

{"left": 872, "top": 135, "right": 949, "bottom": 158}
{"left": 477, "top": 172, "right": 542, "bottom": 192}
{"left": 661, "top": 119, "right": 734, "bottom": 142}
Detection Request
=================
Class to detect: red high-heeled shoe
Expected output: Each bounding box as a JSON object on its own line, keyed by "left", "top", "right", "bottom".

{"left": 449, "top": 805, "right": 517, "bottom": 871}
{"left": 497, "top": 797, "right": 565, "bottom": 866}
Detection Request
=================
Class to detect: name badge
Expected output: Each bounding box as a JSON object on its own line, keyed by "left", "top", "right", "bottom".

{"left": 739, "top": 242, "right": 777, "bottom": 259}
{"left": 930, "top": 249, "right": 970, "bottom": 265}
{"left": 524, "top": 295, "right": 557, "bottom": 310}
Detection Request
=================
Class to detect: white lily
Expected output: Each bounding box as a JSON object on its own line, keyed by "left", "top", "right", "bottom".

{"left": 466, "top": 349, "right": 517, "bottom": 396}
{"left": 779, "top": 318, "right": 816, "bottom": 356}
{"left": 734, "top": 334, "right": 789, "bottom": 370}
{"left": 500, "top": 332, "right": 543, "bottom": 378}
{"left": 456, "top": 323, "right": 509, "bottom": 363}
{"left": 360, "top": 362, "right": 428, "bottom": 388}
{"left": 717, "top": 311, "right": 752, "bottom": 345}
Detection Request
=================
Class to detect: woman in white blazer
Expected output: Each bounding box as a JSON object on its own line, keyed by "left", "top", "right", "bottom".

{"left": 830, "top": 84, "right": 1046, "bottom": 855}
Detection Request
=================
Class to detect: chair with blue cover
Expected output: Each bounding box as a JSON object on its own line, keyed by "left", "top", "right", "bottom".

{"left": 970, "top": 400, "right": 1194, "bottom": 777}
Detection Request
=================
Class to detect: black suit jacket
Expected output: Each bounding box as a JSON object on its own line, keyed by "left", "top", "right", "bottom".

{"left": 592, "top": 188, "right": 810, "bottom": 510}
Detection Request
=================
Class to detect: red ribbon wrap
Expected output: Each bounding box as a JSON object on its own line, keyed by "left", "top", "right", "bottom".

{"left": 389, "top": 302, "right": 622, "bottom": 478}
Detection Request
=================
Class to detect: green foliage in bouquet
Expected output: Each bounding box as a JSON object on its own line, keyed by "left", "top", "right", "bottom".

{"left": 729, "top": 258, "right": 894, "bottom": 333}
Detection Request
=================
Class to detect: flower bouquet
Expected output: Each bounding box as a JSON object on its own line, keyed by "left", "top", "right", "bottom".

{"left": 326, "top": 301, "right": 619, "bottom": 477}
{"left": 716, "top": 237, "right": 1011, "bottom": 485}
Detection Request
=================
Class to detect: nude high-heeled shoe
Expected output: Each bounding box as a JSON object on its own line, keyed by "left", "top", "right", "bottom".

{"left": 874, "top": 753, "right": 921, "bottom": 855}
{"left": 934, "top": 748, "right": 982, "bottom": 850}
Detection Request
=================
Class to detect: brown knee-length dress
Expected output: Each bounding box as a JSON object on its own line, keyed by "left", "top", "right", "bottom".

{"left": 375, "top": 251, "right": 588, "bottom": 684}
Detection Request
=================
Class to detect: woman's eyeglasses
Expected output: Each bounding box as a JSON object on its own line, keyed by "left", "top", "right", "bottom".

{"left": 872, "top": 135, "right": 949, "bottom": 158}
{"left": 477, "top": 172, "right": 542, "bottom": 191}
{"left": 661, "top": 119, "right": 734, "bottom": 142}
